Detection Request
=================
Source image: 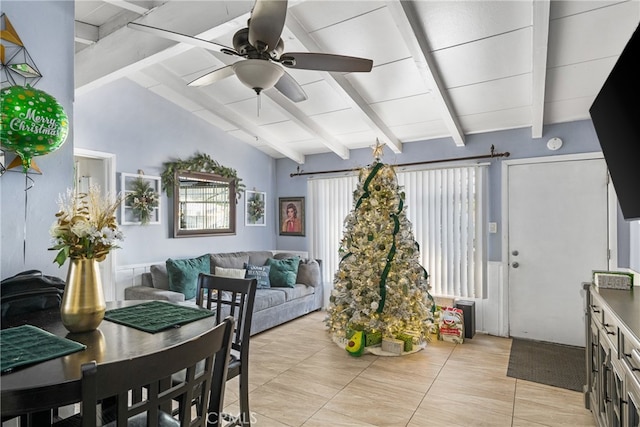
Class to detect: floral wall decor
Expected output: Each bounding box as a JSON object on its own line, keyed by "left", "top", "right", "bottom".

{"left": 161, "top": 152, "right": 244, "bottom": 200}
{"left": 245, "top": 190, "right": 266, "bottom": 226}
{"left": 123, "top": 175, "right": 160, "bottom": 225}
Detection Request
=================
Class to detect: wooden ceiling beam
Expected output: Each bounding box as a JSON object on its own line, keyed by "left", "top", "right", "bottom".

{"left": 386, "top": 1, "right": 466, "bottom": 147}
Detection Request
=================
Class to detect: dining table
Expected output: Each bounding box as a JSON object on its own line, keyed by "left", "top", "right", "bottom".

{"left": 0, "top": 300, "right": 220, "bottom": 425}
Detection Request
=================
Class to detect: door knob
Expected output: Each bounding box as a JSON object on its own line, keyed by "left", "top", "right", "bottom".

{"left": 512, "top": 262, "right": 519, "bottom": 268}
{"left": 512, "top": 250, "right": 519, "bottom": 256}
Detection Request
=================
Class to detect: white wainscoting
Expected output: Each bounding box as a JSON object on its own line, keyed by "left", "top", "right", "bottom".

{"left": 114, "top": 262, "right": 157, "bottom": 301}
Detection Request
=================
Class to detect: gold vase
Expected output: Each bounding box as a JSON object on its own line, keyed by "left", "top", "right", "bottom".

{"left": 61, "top": 258, "right": 106, "bottom": 333}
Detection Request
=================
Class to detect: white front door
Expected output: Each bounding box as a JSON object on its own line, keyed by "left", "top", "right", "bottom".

{"left": 507, "top": 157, "right": 609, "bottom": 346}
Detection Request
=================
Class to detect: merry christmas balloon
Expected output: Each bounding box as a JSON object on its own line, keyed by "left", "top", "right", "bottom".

{"left": 0, "top": 85, "right": 69, "bottom": 172}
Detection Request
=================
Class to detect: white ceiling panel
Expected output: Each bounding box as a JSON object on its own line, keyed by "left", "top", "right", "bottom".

{"left": 390, "top": 120, "right": 448, "bottom": 143}
{"left": 545, "top": 57, "right": 619, "bottom": 102}
{"left": 370, "top": 94, "right": 441, "bottom": 127}
{"left": 346, "top": 58, "right": 430, "bottom": 104}
{"left": 415, "top": 1, "right": 532, "bottom": 51}
{"left": 544, "top": 98, "right": 595, "bottom": 124}
{"left": 460, "top": 107, "right": 532, "bottom": 135}
{"left": 311, "top": 109, "right": 371, "bottom": 135}
{"left": 449, "top": 74, "right": 532, "bottom": 117}
{"left": 261, "top": 121, "right": 315, "bottom": 143}
{"left": 433, "top": 29, "right": 532, "bottom": 89}
{"left": 309, "top": 6, "right": 412, "bottom": 66}
{"left": 547, "top": 1, "right": 640, "bottom": 67}
{"left": 294, "top": 80, "right": 351, "bottom": 115}
{"left": 291, "top": 1, "right": 385, "bottom": 33}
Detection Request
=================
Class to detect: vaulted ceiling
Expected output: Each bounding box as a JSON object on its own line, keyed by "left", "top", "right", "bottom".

{"left": 75, "top": 0, "right": 640, "bottom": 164}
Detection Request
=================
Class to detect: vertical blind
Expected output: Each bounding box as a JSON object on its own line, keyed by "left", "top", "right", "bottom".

{"left": 308, "top": 165, "right": 486, "bottom": 299}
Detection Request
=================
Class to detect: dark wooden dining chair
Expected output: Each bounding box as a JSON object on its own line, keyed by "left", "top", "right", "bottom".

{"left": 196, "top": 274, "right": 257, "bottom": 427}
{"left": 53, "top": 316, "right": 234, "bottom": 427}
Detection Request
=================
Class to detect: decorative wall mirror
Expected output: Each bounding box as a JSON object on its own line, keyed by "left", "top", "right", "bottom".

{"left": 173, "top": 170, "right": 236, "bottom": 237}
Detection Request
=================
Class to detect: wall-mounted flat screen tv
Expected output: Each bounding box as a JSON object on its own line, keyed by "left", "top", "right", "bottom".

{"left": 589, "top": 23, "right": 640, "bottom": 221}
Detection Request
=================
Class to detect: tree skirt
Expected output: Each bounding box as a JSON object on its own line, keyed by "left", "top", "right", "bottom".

{"left": 331, "top": 334, "right": 426, "bottom": 356}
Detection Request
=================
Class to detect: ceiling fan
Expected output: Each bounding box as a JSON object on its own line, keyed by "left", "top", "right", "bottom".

{"left": 128, "top": 0, "right": 373, "bottom": 103}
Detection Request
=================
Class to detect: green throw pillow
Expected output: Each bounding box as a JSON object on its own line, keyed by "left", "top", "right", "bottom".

{"left": 166, "top": 255, "right": 210, "bottom": 300}
{"left": 245, "top": 263, "right": 271, "bottom": 289}
{"left": 265, "top": 257, "right": 300, "bottom": 288}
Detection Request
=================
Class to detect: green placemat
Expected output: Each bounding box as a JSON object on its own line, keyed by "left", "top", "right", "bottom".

{"left": 1, "top": 325, "right": 86, "bottom": 374}
{"left": 104, "top": 301, "right": 215, "bottom": 333}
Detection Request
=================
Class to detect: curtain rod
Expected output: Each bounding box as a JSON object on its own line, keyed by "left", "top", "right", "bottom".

{"left": 290, "top": 145, "right": 510, "bottom": 177}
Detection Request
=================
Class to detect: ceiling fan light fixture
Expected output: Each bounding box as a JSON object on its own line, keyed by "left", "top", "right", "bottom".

{"left": 232, "top": 59, "right": 284, "bottom": 94}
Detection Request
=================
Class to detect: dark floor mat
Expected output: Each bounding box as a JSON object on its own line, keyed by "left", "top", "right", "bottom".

{"left": 507, "top": 338, "right": 585, "bottom": 392}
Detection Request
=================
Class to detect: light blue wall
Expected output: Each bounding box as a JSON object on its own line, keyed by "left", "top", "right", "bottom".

{"left": 74, "top": 78, "right": 278, "bottom": 265}
{"left": 1, "top": 1, "right": 75, "bottom": 280}
{"left": 275, "top": 121, "right": 634, "bottom": 268}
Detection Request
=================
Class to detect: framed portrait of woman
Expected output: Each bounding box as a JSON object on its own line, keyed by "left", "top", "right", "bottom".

{"left": 278, "top": 197, "right": 305, "bottom": 236}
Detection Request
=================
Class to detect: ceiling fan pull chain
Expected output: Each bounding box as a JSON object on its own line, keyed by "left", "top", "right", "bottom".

{"left": 257, "top": 92, "right": 261, "bottom": 117}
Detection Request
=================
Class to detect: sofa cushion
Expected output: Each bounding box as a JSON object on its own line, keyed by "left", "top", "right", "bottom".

{"left": 150, "top": 264, "right": 169, "bottom": 290}
{"left": 166, "top": 255, "right": 210, "bottom": 300}
{"left": 214, "top": 266, "right": 247, "bottom": 278}
{"left": 245, "top": 264, "right": 271, "bottom": 289}
{"left": 296, "top": 259, "right": 321, "bottom": 287}
{"left": 252, "top": 289, "right": 286, "bottom": 312}
{"left": 247, "top": 251, "right": 276, "bottom": 267}
{"left": 265, "top": 257, "right": 300, "bottom": 288}
{"left": 210, "top": 252, "right": 249, "bottom": 272}
{"left": 273, "top": 284, "right": 315, "bottom": 302}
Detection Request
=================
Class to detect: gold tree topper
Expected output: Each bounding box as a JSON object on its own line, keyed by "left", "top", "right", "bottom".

{"left": 372, "top": 139, "right": 385, "bottom": 161}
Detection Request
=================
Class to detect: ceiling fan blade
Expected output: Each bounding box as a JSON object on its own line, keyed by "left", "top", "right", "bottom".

{"left": 248, "top": 0, "right": 288, "bottom": 52}
{"left": 274, "top": 71, "right": 308, "bottom": 103}
{"left": 280, "top": 52, "right": 373, "bottom": 72}
{"left": 188, "top": 65, "right": 236, "bottom": 87}
{"left": 128, "top": 22, "right": 238, "bottom": 56}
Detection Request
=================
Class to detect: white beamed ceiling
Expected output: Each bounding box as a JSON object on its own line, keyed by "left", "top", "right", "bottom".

{"left": 74, "top": 0, "right": 640, "bottom": 163}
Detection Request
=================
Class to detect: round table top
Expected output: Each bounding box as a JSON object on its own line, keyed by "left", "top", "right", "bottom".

{"left": 1, "top": 300, "right": 219, "bottom": 419}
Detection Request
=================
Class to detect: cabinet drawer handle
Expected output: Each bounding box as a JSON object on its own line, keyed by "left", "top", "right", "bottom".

{"left": 591, "top": 305, "right": 601, "bottom": 313}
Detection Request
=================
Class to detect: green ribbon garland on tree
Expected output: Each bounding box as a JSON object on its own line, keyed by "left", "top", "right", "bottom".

{"left": 355, "top": 162, "right": 384, "bottom": 209}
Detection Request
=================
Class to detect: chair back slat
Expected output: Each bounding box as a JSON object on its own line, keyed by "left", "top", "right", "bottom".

{"left": 196, "top": 274, "right": 257, "bottom": 354}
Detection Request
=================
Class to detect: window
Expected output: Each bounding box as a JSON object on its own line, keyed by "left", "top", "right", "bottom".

{"left": 308, "top": 165, "right": 486, "bottom": 298}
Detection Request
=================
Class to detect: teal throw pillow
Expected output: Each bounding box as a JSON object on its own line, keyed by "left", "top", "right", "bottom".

{"left": 245, "top": 263, "right": 271, "bottom": 289}
{"left": 265, "top": 257, "right": 300, "bottom": 288}
{"left": 166, "top": 255, "right": 210, "bottom": 300}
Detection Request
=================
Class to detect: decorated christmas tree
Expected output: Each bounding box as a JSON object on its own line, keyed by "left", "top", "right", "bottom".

{"left": 326, "top": 143, "right": 434, "bottom": 354}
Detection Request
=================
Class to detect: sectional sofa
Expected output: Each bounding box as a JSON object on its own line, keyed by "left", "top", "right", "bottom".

{"left": 124, "top": 251, "right": 323, "bottom": 335}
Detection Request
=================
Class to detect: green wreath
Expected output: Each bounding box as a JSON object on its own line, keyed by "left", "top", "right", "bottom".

{"left": 126, "top": 177, "right": 159, "bottom": 225}
{"left": 161, "top": 152, "right": 245, "bottom": 200}
{"left": 247, "top": 192, "right": 265, "bottom": 223}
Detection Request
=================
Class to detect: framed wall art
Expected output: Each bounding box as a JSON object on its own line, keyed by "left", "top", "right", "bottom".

{"left": 120, "top": 173, "right": 161, "bottom": 225}
{"left": 279, "top": 197, "right": 305, "bottom": 236}
{"left": 245, "top": 190, "right": 266, "bottom": 226}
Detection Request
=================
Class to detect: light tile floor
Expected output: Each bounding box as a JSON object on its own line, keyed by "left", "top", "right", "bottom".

{"left": 223, "top": 311, "right": 596, "bottom": 427}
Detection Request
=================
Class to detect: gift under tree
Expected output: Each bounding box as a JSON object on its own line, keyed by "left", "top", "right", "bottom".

{"left": 325, "top": 143, "right": 434, "bottom": 355}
